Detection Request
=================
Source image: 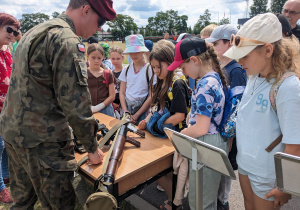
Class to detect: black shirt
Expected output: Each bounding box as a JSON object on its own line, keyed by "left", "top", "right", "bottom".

{"left": 292, "top": 25, "right": 300, "bottom": 41}
{"left": 112, "top": 71, "right": 122, "bottom": 104}
{"left": 156, "top": 79, "right": 190, "bottom": 131}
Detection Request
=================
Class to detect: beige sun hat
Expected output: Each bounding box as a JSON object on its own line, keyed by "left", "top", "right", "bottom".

{"left": 224, "top": 13, "right": 282, "bottom": 60}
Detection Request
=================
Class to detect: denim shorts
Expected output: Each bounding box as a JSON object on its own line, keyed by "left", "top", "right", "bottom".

{"left": 238, "top": 167, "right": 276, "bottom": 201}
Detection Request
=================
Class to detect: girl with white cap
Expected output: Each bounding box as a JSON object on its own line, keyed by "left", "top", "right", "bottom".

{"left": 224, "top": 13, "right": 300, "bottom": 209}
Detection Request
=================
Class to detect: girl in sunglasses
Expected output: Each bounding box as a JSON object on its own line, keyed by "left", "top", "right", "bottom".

{"left": 224, "top": 13, "right": 300, "bottom": 209}
{"left": 0, "top": 13, "right": 20, "bottom": 204}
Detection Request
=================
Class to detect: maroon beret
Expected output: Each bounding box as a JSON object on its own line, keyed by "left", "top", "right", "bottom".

{"left": 87, "top": 0, "right": 117, "bottom": 21}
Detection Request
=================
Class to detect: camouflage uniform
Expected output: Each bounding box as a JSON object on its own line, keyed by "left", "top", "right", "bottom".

{"left": 0, "top": 13, "right": 98, "bottom": 209}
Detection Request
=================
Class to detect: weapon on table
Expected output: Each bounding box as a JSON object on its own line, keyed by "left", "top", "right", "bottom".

{"left": 97, "top": 121, "right": 144, "bottom": 147}
{"left": 77, "top": 114, "right": 142, "bottom": 194}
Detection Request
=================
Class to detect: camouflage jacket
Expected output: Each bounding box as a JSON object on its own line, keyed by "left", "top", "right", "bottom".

{"left": 0, "top": 14, "right": 98, "bottom": 153}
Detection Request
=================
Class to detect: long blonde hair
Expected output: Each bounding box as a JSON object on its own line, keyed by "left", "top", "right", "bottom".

{"left": 265, "top": 38, "right": 300, "bottom": 83}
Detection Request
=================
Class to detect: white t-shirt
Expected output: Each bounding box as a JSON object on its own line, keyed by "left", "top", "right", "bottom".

{"left": 119, "top": 63, "right": 156, "bottom": 101}
{"left": 236, "top": 74, "right": 300, "bottom": 179}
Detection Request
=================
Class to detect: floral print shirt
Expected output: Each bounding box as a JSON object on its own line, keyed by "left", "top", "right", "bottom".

{"left": 0, "top": 47, "right": 12, "bottom": 112}
{"left": 189, "top": 71, "right": 225, "bottom": 134}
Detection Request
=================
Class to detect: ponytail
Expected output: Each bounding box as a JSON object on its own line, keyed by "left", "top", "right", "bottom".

{"left": 195, "top": 45, "right": 228, "bottom": 89}
{"left": 207, "top": 45, "right": 228, "bottom": 89}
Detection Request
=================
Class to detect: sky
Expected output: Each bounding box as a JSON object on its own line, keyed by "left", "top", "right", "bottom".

{"left": 0, "top": 0, "right": 255, "bottom": 32}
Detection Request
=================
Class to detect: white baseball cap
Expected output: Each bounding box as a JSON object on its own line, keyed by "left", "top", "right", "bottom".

{"left": 224, "top": 13, "right": 282, "bottom": 60}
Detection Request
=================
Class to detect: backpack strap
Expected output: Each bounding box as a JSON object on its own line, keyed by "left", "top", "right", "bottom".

{"left": 265, "top": 71, "right": 297, "bottom": 152}
{"left": 103, "top": 69, "right": 110, "bottom": 89}
{"left": 167, "top": 74, "right": 190, "bottom": 129}
{"left": 125, "top": 64, "right": 131, "bottom": 78}
{"left": 145, "top": 63, "right": 152, "bottom": 88}
{"left": 269, "top": 71, "right": 297, "bottom": 112}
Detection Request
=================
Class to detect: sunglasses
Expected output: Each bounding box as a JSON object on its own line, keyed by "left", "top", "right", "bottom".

{"left": 6, "top": 26, "right": 19, "bottom": 37}
{"left": 230, "top": 34, "right": 265, "bottom": 47}
{"left": 282, "top": 9, "right": 300, "bottom": 15}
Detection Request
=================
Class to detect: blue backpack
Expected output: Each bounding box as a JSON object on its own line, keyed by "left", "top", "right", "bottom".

{"left": 207, "top": 74, "right": 245, "bottom": 140}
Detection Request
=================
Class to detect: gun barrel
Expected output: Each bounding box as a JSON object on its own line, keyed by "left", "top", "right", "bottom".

{"left": 104, "top": 124, "right": 128, "bottom": 184}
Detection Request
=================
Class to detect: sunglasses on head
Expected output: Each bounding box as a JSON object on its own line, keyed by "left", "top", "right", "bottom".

{"left": 6, "top": 26, "right": 19, "bottom": 37}
{"left": 230, "top": 34, "right": 265, "bottom": 47}
{"left": 282, "top": 9, "right": 300, "bottom": 15}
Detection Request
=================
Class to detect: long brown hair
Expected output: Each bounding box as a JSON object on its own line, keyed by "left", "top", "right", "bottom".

{"left": 149, "top": 40, "right": 175, "bottom": 109}
{"left": 87, "top": 43, "right": 105, "bottom": 69}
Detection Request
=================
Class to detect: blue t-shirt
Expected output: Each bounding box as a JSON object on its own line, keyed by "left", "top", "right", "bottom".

{"left": 189, "top": 71, "right": 225, "bottom": 134}
{"left": 224, "top": 60, "right": 247, "bottom": 88}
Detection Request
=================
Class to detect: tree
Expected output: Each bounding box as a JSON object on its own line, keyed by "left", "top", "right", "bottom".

{"left": 139, "top": 28, "right": 145, "bottom": 37}
{"left": 52, "top": 11, "right": 60, "bottom": 19}
{"left": 145, "top": 10, "right": 189, "bottom": 36}
{"left": 193, "top": 9, "right": 211, "bottom": 34}
{"left": 19, "top": 13, "right": 50, "bottom": 33}
{"left": 107, "top": 14, "right": 138, "bottom": 39}
{"left": 270, "top": 0, "right": 287, "bottom": 13}
{"left": 175, "top": 15, "right": 188, "bottom": 34}
{"left": 249, "top": 0, "right": 269, "bottom": 18}
{"left": 219, "top": 17, "right": 230, "bottom": 25}
{"left": 187, "top": 26, "right": 193, "bottom": 34}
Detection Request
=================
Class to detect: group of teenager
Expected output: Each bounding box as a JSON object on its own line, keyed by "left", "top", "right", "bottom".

{"left": 85, "top": 12, "right": 300, "bottom": 210}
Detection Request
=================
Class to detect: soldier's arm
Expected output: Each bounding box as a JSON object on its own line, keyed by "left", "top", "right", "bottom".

{"left": 50, "top": 35, "right": 98, "bottom": 154}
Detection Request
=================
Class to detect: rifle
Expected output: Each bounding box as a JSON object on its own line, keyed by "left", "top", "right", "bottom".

{"left": 97, "top": 121, "right": 144, "bottom": 147}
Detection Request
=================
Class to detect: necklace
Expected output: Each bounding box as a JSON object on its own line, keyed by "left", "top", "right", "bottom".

{"left": 251, "top": 77, "right": 266, "bottom": 95}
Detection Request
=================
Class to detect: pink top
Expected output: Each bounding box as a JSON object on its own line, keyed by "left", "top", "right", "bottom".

{"left": 0, "top": 47, "right": 12, "bottom": 112}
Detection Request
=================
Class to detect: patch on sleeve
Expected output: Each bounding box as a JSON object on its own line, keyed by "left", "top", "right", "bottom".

{"left": 77, "top": 44, "right": 86, "bottom": 53}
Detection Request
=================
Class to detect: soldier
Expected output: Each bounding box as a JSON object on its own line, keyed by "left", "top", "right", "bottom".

{"left": 0, "top": 0, "right": 116, "bottom": 209}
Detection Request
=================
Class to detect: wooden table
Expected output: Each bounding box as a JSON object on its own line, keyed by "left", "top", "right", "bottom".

{"left": 75, "top": 113, "right": 175, "bottom": 201}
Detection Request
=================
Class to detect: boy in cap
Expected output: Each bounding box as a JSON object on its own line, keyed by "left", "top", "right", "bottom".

{"left": 206, "top": 24, "right": 247, "bottom": 210}
{"left": 0, "top": 0, "right": 116, "bottom": 209}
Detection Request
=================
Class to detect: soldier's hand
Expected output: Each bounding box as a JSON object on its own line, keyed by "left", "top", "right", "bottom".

{"left": 87, "top": 148, "right": 104, "bottom": 165}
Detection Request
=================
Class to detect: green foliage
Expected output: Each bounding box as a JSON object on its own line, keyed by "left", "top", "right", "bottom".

{"left": 146, "top": 10, "right": 189, "bottom": 36}
{"left": 52, "top": 11, "right": 60, "bottom": 19}
{"left": 107, "top": 14, "right": 138, "bottom": 39}
{"left": 139, "top": 28, "right": 145, "bottom": 37}
{"left": 249, "top": 0, "right": 269, "bottom": 18}
{"left": 219, "top": 17, "right": 230, "bottom": 25}
{"left": 187, "top": 26, "right": 193, "bottom": 34}
{"left": 19, "top": 13, "right": 50, "bottom": 33}
{"left": 270, "top": 0, "right": 287, "bottom": 13}
{"left": 193, "top": 9, "right": 211, "bottom": 34}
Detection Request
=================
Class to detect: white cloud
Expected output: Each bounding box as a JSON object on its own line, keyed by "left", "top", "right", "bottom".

{"left": 1, "top": 0, "right": 253, "bottom": 31}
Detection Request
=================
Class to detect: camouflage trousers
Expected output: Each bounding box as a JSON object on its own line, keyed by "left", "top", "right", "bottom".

{"left": 5, "top": 140, "right": 78, "bottom": 210}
